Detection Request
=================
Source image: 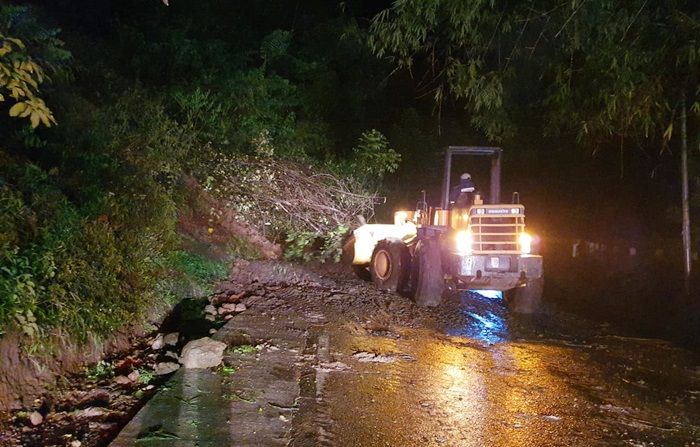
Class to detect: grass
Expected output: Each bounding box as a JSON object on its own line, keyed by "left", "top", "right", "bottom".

{"left": 164, "top": 250, "right": 228, "bottom": 297}
{"left": 229, "top": 344, "right": 262, "bottom": 354}
{"left": 85, "top": 360, "right": 114, "bottom": 381}
{"left": 218, "top": 365, "right": 236, "bottom": 376}
{"left": 138, "top": 368, "right": 156, "bottom": 385}
{"left": 168, "top": 251, "right": 227, "bottom": 284}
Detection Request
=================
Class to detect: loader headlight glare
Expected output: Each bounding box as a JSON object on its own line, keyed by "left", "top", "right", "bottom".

{"left": 519, "top": 232, "right": 533, "bottom": 254}
{"left": 456, "top": 230, "right": 473, "bottom": 255}
{"left": 394, "top": 210, "right": 410, "bottom": 225}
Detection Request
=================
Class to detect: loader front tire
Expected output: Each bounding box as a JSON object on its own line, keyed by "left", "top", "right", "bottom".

{"left": 507, "top": 278, "right": 544, "bottom": 314}
{"left": 413, "top": 239, "right": 444, "bottom": 307}
{"left": 370, "top": 240, "right": 410, "bottom": 292}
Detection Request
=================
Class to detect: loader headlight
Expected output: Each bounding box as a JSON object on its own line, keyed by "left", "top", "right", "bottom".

{"left": 519, "top": 232, "right": 533, "bottom": 254}
{"left": 394, "top": 211, "right": 407, "bottom": 225}
{"left": 456, "top": 230, "right": 473, "bottom": 255}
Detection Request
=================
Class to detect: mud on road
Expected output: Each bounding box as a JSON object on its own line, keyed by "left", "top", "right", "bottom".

{"left": 217, "top": 260, "right": 700, "bottom": 447}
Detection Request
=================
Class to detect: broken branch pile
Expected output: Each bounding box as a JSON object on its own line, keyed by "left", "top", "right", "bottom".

{"left": 205, "top": 154, "right": 379, "bottom": 236}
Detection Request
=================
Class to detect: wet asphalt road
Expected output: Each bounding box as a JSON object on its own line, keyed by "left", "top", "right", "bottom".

{"left": 306, "top": 292, "right": 700, "bottom": 447}
{"left": 104, "top": 261, "right": 700, "bottom": 447}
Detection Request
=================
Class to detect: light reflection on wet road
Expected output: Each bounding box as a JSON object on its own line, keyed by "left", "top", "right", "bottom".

{"left": 445, "top": 291, "right": 510, "bottom": 344}
{"left": 316, "top": 292, "right": 700, "bottom": 447}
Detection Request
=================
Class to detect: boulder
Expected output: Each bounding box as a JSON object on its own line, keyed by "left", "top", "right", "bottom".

{"left": 179, "top": 338, "right": 227, "bottom": 369}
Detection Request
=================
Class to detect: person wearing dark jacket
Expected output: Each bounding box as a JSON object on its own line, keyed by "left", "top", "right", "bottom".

{"left": 450, "top": 173, "right": 476, "bottom": 208}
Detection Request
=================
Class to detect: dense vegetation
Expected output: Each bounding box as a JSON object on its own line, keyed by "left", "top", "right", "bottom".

{"left": 0, "top": 1, "right": 400, "bottom": 343}
{"left": 0, "top": 0, "right": 698, "bottom": 346}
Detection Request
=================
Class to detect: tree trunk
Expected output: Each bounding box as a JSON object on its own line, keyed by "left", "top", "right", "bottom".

{"left": 680, "top": 90, "right": 692, "bottom": 288}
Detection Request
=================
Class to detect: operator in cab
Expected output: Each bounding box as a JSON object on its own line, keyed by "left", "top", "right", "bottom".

{"left": 450, "top": 173, "right": 476, "bottom": 208}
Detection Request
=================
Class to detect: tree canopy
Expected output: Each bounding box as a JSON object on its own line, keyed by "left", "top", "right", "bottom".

{"left": 370, "top": 0, "right": 700, "bottom": 151}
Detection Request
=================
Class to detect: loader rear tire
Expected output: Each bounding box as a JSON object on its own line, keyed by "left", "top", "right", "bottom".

{"left": 413, "top": 239, "right": 444, "bottom": 307}
{"left": 507, "top": 278, "right": 544, "bottom": 314}
{"left": 370, "top": 240, "right": 410, "bottom": 292}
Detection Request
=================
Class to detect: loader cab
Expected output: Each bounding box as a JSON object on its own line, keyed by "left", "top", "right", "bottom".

{"left": 441, "top": 146, "right": 503, "bottom": 209}
{"left": 408, "top": 146, "right": 510, "bottom": 230}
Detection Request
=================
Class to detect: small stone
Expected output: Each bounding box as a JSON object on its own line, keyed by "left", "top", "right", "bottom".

{"left": 209, "top": 328, "right": 217, "bottom": 334}
{"left": 113, "top": 375, "right": 131, "bottom": 385}
{"left": 179, "top": 337, "right": 227, "bottom": 369}
{"left": 218, "top": 303, "right": 237, "bottom": 315}
{"left": 88, "top": 422, "right": 117, "bottom": 431}
{"left": 70, "top": 441, "right": 82, "bottom": 447}
{"left": 165, "top": 351, "right": 179, "bottom": 360}
{"left": 82, "top": 407, "right": 106, "bottom": 418}
{"left": 224, "top": 314, "right": 233, "bottom": 320}
{"left": 150, "top": 334, "right": 164, "bottom": 350}
{"left": 163, "top": 333, "right": 179, "bottom": 346}
{"left": 205, "top": 314, "right": 216, "bottom": 322}
{"left": 234, "top": 303, "right": 246, "bottom": 313}
{"left": 204, "top": 304, "right": 217, "bottom": 315}
{"left": 127, "top": 371, "right": 140, "bottom": 382}
{"left": 154, "top": 362, "right": 180, "bottom": 375}
{"left": 76, "top": 388, "right": 111, "bottom": 407}
{"left": 29, "top": 411, "right": 43, "bottom": 426}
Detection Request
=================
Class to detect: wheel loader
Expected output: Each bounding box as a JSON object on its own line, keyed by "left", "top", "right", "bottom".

{"left": 343, "top": 146, "right": 544, "bottom": 313}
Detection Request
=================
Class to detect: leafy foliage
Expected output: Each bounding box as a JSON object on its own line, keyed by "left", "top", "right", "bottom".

{"left": 0, "top": 5, "right": 70, "bottom": 128}
{"left": 350, "top": 129, "right": 401, "bottom": 186}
